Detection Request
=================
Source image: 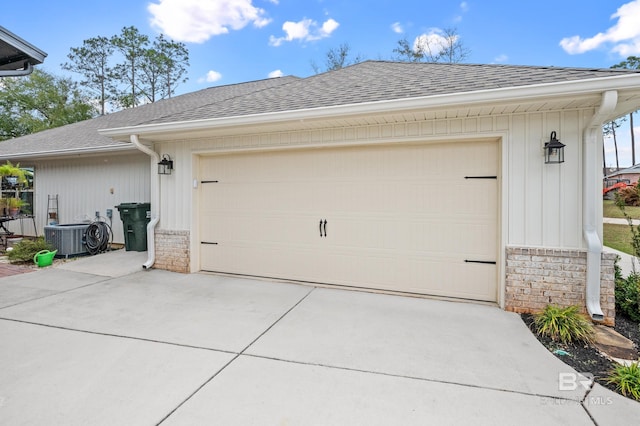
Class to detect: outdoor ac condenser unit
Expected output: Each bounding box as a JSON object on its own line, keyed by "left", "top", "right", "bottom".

{"left": 44, "top": 223, "right": 90, "bottom": 257}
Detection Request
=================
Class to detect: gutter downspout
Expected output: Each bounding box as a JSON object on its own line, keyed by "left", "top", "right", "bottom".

{"left": 130, "top": 134, "right": 160, "bottom": 269}
{"left": 583, "top": 90, "right": 618, "bottom": 321}
{"left": 0, "top": 62, "right": 34, "bottom": 77}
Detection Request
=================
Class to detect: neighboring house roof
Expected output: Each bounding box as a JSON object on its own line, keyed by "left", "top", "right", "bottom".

{"left": 3, "top": 61, "right": 640, "bottom": 159}
{"left": 0, "top": 26, "right": 47, "bottom": 76}
{"left": 0, "top": 76, "right": 299, "bottom": 159}
{"left": 606, "top": 164, "right": 640, "bottom": 178}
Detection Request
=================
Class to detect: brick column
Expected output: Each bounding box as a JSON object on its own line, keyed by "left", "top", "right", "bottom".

{"left": 153, "top": 229, "right": 190, "bottom": 273}
{"left": 505, "top": 247, "right": 616, "bottom": 326}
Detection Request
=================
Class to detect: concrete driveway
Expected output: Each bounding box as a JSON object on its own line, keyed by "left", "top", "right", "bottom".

{"left": 1, "top": 251, "right": 639, "bottom": 425}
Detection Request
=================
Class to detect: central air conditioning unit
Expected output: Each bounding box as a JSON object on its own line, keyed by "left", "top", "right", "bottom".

{"left": 44, "top": 223, "right": 90, "bottom": 257}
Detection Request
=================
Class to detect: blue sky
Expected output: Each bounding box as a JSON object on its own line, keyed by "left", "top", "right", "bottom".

{"left": 3, "top": 0, "right": 640, "bottom": 166}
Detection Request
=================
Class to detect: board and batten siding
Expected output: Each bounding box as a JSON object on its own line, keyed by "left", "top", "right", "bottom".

{"left": 23, "top": 153, "right": 150, "bottom": 244}
{"left": 156, "top": 107, "right": 598, "bottom": 262}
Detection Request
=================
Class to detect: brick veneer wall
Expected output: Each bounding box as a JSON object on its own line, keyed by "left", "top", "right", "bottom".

{"left": 153, "top": 229, "right": 190, "bottom": 273}
{"left": 505, "top": 247, "right": 617, "bottom": 326}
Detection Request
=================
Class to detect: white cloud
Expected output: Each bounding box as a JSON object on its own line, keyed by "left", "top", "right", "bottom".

{"left": 268, "top": 69, "right": 284, "bottom": 78}
{"left": 269, "top": 17, "right": 339, "bottom": 46}
{"left": 454, "top": 2, "right": 469, "bottom": 23}
{"left": 493, "top": 54, "right": 508, "bottom": 63}
{"left": 198, "top": 70, "right": 223, "bottom": 83}
{"left": 413, "top": 29, "right": 457, "bottom": 56}
{"left": 391, "top": 22, "right": 404, "bottom": 34}
{"left": 148, "top": 0, "right": 271, "bottom": 43}
{"left": 560, "top": 0, "right": 640, "bottom": 56}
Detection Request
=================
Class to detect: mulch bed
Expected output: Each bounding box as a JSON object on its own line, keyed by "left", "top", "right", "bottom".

{"left": 521, "top": 312, "right": 640, "bottom": 397}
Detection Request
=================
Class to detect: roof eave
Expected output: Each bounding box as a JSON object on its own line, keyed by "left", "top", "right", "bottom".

{"left": 0, "top": 144, "right": 136, "bottom": 161}
{"left": 0, "top": 26, "right": 47, "bottom": 68}
{"left": 99, "top": 73, "right": 640, "bottom": 141}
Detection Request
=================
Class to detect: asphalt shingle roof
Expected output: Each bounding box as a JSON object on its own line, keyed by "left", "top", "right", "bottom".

{"left": 0, "top": 76, "right": 298, "bottom": 157}
{"left": 2, "top": 61, "right": 639, "bottom": 158}
{"left": 142, "top": 61, "right": 640, "bottom": 125}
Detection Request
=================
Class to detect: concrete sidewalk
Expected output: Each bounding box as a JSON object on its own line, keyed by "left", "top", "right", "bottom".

{"left": 0, "top": 251, "right": 638, "bottom": 425}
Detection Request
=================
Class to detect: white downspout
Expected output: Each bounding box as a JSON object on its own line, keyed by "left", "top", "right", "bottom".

{"left": 583, "top": 90, "right": 618, "bottom": 321}
{"left": 130, "top": 134, "right": 160, "bottom": 269}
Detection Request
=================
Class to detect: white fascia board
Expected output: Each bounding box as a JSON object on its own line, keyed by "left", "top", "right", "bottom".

{"left": 0, "top": 144, "right": 136, "bottom": 161}
{"left": 99, "top": 73, "right": 640, "bottom": 140}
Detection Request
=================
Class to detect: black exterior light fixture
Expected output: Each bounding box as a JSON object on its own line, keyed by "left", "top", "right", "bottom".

{"left": 158, "top": 154, "right": 173, "bottom": 175}
{"left": 544, "top": 131, "right": 565, "bottom": 164}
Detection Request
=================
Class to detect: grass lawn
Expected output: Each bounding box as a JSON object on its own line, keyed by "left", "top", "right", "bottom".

{"left": 603, "top": 200, "right": 640, "bottom": 255}
{"left": 603, "top": 223, "right": 634, "bottom": 254}
{"left": 603, "top": 199, "right": 640, "bottom": 219}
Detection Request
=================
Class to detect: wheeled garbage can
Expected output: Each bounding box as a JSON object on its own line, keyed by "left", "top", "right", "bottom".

{"left": 115, "top": 203, "right": 151, "bottom": 251}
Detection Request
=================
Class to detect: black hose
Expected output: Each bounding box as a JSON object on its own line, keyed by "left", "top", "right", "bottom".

{"left": 84, "top": 221, "right": 113, "bottom": 255}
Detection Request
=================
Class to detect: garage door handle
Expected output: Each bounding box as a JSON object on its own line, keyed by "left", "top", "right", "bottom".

{"left": 319, "top": 219, "right": 327, "bottom": 237}
{"left": 319, "top": 219, "right": 323, "bottom": 237}
{"left": 323, "top": 220, "right": 327, "bottom": 237}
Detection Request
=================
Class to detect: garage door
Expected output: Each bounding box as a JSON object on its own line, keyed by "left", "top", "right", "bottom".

{"left": 199, "top": 141, "right": 498, "bottom": 302}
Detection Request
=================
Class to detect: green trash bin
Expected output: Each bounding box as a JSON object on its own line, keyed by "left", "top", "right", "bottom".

{"left": 115, "top": 203, "right": 151, "bottom": 251}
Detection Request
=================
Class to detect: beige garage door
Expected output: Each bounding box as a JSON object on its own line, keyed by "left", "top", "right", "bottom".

{"left": 199, "top": 140, "right": 498, "bottom": 301}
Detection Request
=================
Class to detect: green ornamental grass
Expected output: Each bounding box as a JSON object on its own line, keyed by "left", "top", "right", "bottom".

{"left": 7, "top": 237, "right": 53, "bottom": 263}
{"left": 533, "top": 305, "right": 595, "bottom": 345}
{"left": 607, "top": 363, "right": 640, "bottom": 401}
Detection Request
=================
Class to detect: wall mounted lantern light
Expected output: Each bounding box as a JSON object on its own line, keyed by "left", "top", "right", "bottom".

{"left": 158, "top": 154, "right": 174, "bottom": 175}
{"left": 544, "top": 131, "right": 565, "bottom": 164}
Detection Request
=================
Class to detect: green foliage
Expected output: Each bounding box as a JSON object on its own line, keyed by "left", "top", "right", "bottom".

{"left": 0, "top": 161, "right": 27, "bottom": 185}
{"left": 611, "top": 56, "right": 640, "bottom": 70}
{"left": 61, "top": 36, "right": 115, "bottom": 116}
{"left": 615, "top": 192, "right": 640, "bottom": 259}
{"left": 607, "top": 362, "right": 640, "bottom": 401}
{"left": 615, "top": 272, "right": 640, "bottom": 322}
{"left": 617, "top": 184, "right": 640, "bottom": 206}
{"left": 7, "top": 237, "right": 54, "bottom": 263}
{"left": 0, "top": 69, "right": 96, "bottom": 141}
{"left": 533, "top": 305, "right": 595, "bottom": 344}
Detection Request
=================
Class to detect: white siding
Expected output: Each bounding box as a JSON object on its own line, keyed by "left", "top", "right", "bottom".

{"left": 159, "top": 108, "right": 596, "bottom": 256}
{"left": 8, "top": 153, "right": 151, "bottom": 244}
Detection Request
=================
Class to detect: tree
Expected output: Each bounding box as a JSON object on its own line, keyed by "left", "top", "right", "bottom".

{"left": 65, "top": 27, "right": 190, "bottom": 109}
{"left": 311, "top": 43, "right": 364, "bottom": 74}
{"left": 0, "top": 69, "right": 96, "bottom": 141}
{"left": 139, "top": 34, "right": 189, "bottom": 102}
{"left": 155, "top": 35, "right": 189, "bottom": 99}
{"left": 612, "top": 56, "right": 640, "bottom": 165}
{"left": 61, "top": 36, "right": 115, "bottom": 115}
{"left": 604, "top": 119, "right": 625, "bottom": 171}
{"left": 393, "top": 28, "right": 470, "bottom": 63}
{"left": 111, "top": 26, "right": 150, "bottom": 108}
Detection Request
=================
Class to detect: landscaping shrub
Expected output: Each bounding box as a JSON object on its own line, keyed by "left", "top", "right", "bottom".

{"left": 615, "top": 272, "right": 640, "bottom": 323}
{"left": 533, "top": 305, "right": 595, "bottom": 344}
{"left": 607, "top": 362, "right": 640, "bottom": 401}
{"left": 7, "top": 237, "right": 54, "bottom": 263}
{"left": 617, "top": 184, "right": 640, "bottom": 207}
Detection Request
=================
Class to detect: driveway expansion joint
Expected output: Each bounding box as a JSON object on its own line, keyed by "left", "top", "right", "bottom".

{"left": 0, "top": 275, "right": 115, "bottom": 310}
{"left": 240, "top": 353, "right": 586, "bottom": 403}
{"left": 0, "top": 317, "right": 238, "bottom": 355}
{"left": 157, "top": 287, "right": 316, "bottom": 424}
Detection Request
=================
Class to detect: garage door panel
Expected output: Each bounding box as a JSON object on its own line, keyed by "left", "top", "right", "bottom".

{"left": 199, "top": 141, "right": 498, "bottom": 302}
